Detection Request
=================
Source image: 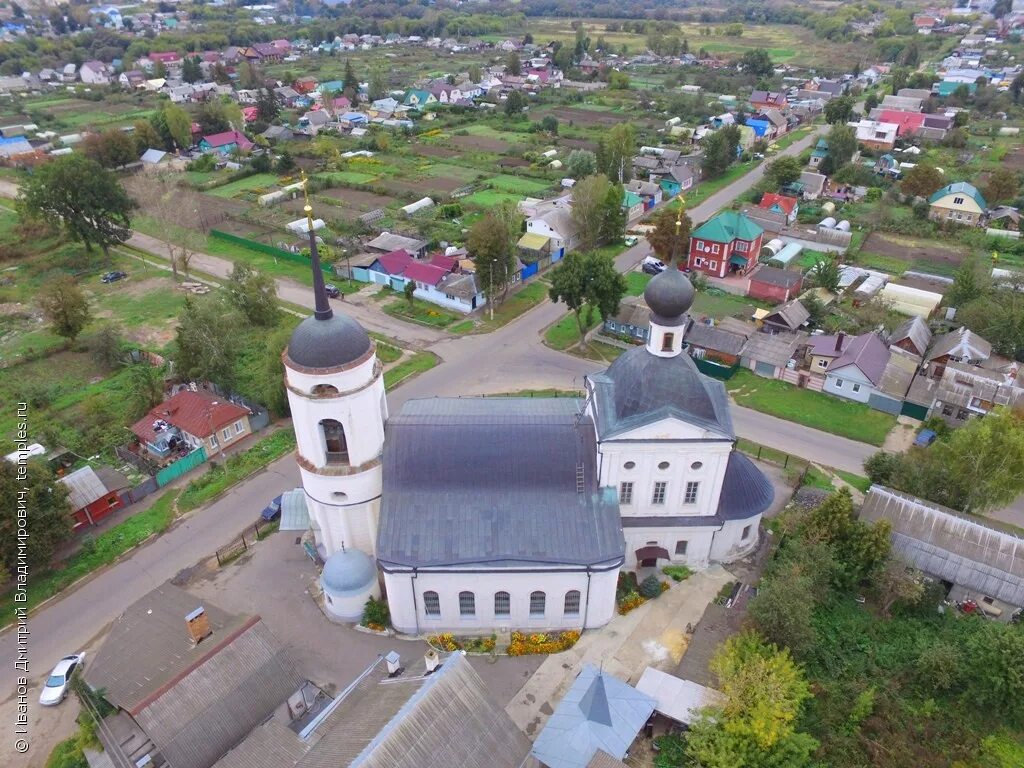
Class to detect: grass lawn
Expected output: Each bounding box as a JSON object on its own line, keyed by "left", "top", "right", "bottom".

{"left": 477, "top": 281, "right": 549, "bottom": 332}
{"left": 771, "top": 125, "right": 817, "bottom": 152}
{"left": 691, "top": 289, "right": 761, "bottom": 320}
{"left": 462, "top": 189, "right": 525, "bottom": 208}
{"left": 92, "top": 275, "right": 186, "bottom": 329}
{"left": 625, "top": 272, "right": 651, "bottom": 296}
{"left": 450, "top": 319, "right": 476, "bottom": 334}
{"left": 545, "top": 310, "right": 601, "bottom": 350}
{"left": 486, "top": 174, "right": 552, "bottom": 195}
{"left": 178, "top": 430, "right": 297, "bottom": 512}
{"left": 383, "top": 297, "right": 459, "bottom": 328}
{"left": 835, "top": 469, "right": 873, "bottom": 493}
{"left": 726, "top": 369, "right": 896, "bottom": 446}
{"left": 685, "top": 161, "right": 762, "bottom": 207}
{"left": 207, "top": 173, "right": 281, "bottom": 198}
{"left": 375, "top": 341, "right": 403, "bottom": 363}
{"left": 384, "top": 351, "right": 438, "bottom": 388}
{"left": 569, "top": 339, "right": 627, "bottom": 363}
{"left": 0, "top": 491, "right": 179, "bottom": 620}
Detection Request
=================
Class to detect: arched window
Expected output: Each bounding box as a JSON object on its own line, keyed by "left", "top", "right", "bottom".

{"left": 320, "top": 419, "right": 348, "bottom": 464}
{"left": 423, "top": 591, "right": 440, "bottom": 617}
{"left": 564, "top": 590, "right": 581, "bottom": 616}
{"left": 459, "top": 591, "right": 475, "bottom": 617}
{"left": 530, "top": 591, "right": 546, "bottom": 617}
{"left": 311, "top": 384, "right": 339, "bottom": 397}
{"left": 494, "top": 591, "right": 510, "bottom": 617}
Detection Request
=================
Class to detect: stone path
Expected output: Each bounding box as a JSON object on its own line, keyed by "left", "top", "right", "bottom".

{"left": 505, "top": 565, "right": 734, "bottom": 737}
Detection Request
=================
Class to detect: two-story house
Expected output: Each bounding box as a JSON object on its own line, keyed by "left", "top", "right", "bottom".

{"left": 852, "top": 119, "right": 899, "bottom": 151}
{"left": 928, "top": 182, "right": 987, "bottom": 226}
{"left": 686, "top": 211, "right": 764, "bottom": 279}
{"left": 757, "top": 193, "right": 799, "bottom": 224}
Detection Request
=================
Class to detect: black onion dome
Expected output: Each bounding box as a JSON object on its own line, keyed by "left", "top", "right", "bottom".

{"left": 287, "top": 313, "right": 371, "bottom": 370}
{"left": 643, "top": 267, "right": 695, "bottom": 325}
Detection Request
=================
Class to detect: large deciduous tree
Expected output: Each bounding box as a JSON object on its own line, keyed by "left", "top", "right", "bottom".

{"left": 468, "top": 206, "right": 518, "bottom": 303}
{"left": 701, "top": 125, "right": 741, "bottom": 179}
{"left": 548, "top": 251, "right": 627, "bottom": 349}
{"left": 823, "top": 124, "right": 857, "bottom": 171}
{"left": 504, "top": 90, "right": 527, "bottom": 116}
{"left": 174, "top": 296, "right": 241, "bottom": 389}
{"left": 596, "top": 123, "right": 636, "bottom": 183}
{"left": 901, "top": 164, "right": 945, "bottom": 199}
{"left": 82, "top": 129, "right": 138, "bottom": 169}
{"left": 984, "top": 167, "right": 1020, "bottom": 204}
{"left": 0, "top": 460, "right": 72, "bottom": 576}
{"left": 824, "top": 95, "right": 855, "bottom": 124}
{"left": 739, "top": 48, "right": 774, "bottom": 78}
{"left": 19, "top": 154, "right": 133, "bottom": 258}
{"left": 225, "top": 262, "right": 279, "bottom": 327}
{"left": 566, "top": 149, "right": 597, "bottom": 179}
{"left": 571, "top": 175, "right": 621, "bottom": 251}
{"left": 763, "top": 156, "right": 802, "bottom": 189}
{"left": 37, "top": 275, "right": 91, "bottom": 343}
{"left": 153, "top": 102, "right": 192, "bottom": 151}
{"left": 646, "top": 204, "right": 692, "bottom": 263}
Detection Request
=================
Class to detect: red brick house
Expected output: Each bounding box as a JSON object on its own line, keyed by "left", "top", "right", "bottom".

{"left": 748, "top": 265, "right": 805, "bottom": 303}
{"left": 687, "top": 211, "right": 765, "bottom": 279}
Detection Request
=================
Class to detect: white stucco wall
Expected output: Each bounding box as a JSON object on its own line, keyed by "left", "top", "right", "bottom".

{"left": 623, "top": 525, "right": 719, "bottom": 569}
{"left": 383, "top": 567, "right": 619, "bottom": 635}
{"left": 323, "top": 578, "right": 381, "bottom": 623}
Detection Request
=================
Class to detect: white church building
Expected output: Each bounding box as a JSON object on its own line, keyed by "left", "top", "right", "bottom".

{"left": 283, "top": 227, "right": 773, "bottom": 634}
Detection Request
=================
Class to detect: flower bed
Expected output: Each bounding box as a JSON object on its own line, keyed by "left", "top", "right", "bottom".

{"left": 507, "top": 630, "right": 581, "bottom": 656}
{"left": 426, "top": 633, "right": 496, "bottom": 653}
{"left": 617, "top": 592, "right": 647, "bottom": 615}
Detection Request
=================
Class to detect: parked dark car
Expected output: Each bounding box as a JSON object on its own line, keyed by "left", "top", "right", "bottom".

{"left": 101, "top": 271, "right": 128, "bottom": 284}
{"left": 642, "top": 262, "right": 664, "bottom": 275}
{"left": 261, "top": 494, "right": 283, "bottom": 521}
{"left": 324, "top": 283, "right": 341, "bottom": 298}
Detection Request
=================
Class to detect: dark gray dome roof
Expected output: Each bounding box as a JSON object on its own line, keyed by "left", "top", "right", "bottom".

{"left": 644, "top": 267, "right": 695, "bottom": 324}
{"left": 287, "top": 313, "right": 371, "bottom": 370}
{"left": 598, "top": 345, "right": 734, "bottom": 437}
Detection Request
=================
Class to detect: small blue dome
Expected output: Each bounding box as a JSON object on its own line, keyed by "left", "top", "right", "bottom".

{"left": 320, "top": 549, "right": 376, "bottom": 595}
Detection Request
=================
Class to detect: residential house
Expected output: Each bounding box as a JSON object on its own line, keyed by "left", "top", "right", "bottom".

{"left": 988, "top": 206, "right": 1020, "bottom": 231}
{"left": 366, "top": 248, "right": 414, "bottom": 286}
{"left": 199, "top": 130, "right": 254, "bottom": 155}
{"left": 928, "top": 361, "right": 1024, "bottom": 426}
{"left": 749, "top": 90, "right": 788, "bottom": 111}
{"left": 603, "top": 295, "right": 651, "bottom": 342}
{"left": 807, "top": 331, "right": 852, "bottom": 373}
{"left": 119, "top": 70, "right": 145, "bottom": 89}
{"left": 928, "top": 182, "right": 987, "bottom": 226}
{"left": 740, "top": 329, "right": 808, "bottom": 379}
{"left": 130, "top": 389, "right": 253, "bottom": 460}
{"left": 687, "top": 211, "right": 765, "bottom": 279}
{"left": 926, "top": 326, "right": 992, "bottom": 377}
{"left": 79, "top": 60, "right": 111, "bottom": 85}
{"left": 748, "top": 266, "right": 804, "bottom": 303}
{"left": 62, "top": 63, "right": 77, "bottom": 82}
{"left": 759, "top": 298, "right": 809, "bottom": 333}
{"left": 365, "top": 231, "right": 428, "bottom": 258}
{"left": 210, "top": 652, "right": 531, "bottom": 768}
{"left": 85, "top": 584, "right": 304, "bottom": 768}
{"left": 889, "top": 316, "right": 932, "bottom": 358}
{"left": 880, "top": 94, "right": 924, "bottom": 112}
{"left": 875, "top": 346, "right": 923, "bottom": 413}
{"left": 799, "top": 171, "right": 827, "bottom": 200}
{"left": 852, "top": 119, "right": 899, "bottom": 151}
{"left": 531, "top": 665, "right": 656, "bottom": 768}
{"left": 624, "top": 179, "right": 662, "bottom": 211}
{"left": 683, "top": 320, "right": 748, "bottom": 366}
{"left": 400, "top": 258, "right": 485, "bottom": 314}
{"left": 757, "top": 193, "right": 799, "bottom": 224}
{"left": 253, "top": 42, "right": 284, "bottom": 63}
{"left": 293, "top": 75, "right": 317, "bottom": 93}
{"left": 809, "top": 137, "right": 829, "bottom": 169}
{"left": 860, "top": 486, "right": 1024, "bottom": 619}
{"left": 274, "top": 86, "right": 302, "bottom": 107}
{"left": 820, "top": 332, "right": 892, "bottom": 405}
{"left": 523, "top": 201, "right": 581, "bottom": 260}
{"left": 58, "top": 465, "right": 129, "bottom": 529}
{"left": 261, "top": 125, "right": 296, "bottom": 143}
{"left": 147, "top": 51, "right": 182, "bottom": 69}
{"left": 622, "top": 190, "right": 645, "bottom": 220}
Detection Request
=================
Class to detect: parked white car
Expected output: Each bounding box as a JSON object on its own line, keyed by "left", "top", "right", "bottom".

{"left": 39, "top": 653, "right": 85, "bottom": 706}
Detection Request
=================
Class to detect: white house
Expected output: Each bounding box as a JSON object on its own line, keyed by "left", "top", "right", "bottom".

{"left": 283, "top": 255, "right": 773, "bottom": 636}
{"left": 821, "top": 332, "right": 892, "bottom": 404}
{"left": 79, "top": 61, "right": 111, "bottom": 85}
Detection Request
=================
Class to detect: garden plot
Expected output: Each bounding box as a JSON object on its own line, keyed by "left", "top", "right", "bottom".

{"left": 377, "top": 175, "right": 465, "bottom": 198}
{"left": 317, "top": 187, "right": 398, "bottom": 210}
{"left": 1003, "top": 146, "right": 1024, "bottom": 171}
{"left": 485, "top": 174, "right": 552, "bottom": 195}
{"left": 861, "top": 232, "right": 970, "bottom": 276}
{"left": 412, "top": 144, "right": 462, "bottom": 159}
{"left": 207, "top": 173, "right": 282, "bottom": 198}
{"left": 450, "top": 134, "right": 513, "bottom": 153}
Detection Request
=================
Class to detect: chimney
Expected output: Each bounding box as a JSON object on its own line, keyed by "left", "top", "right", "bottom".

{"left": 835, "top": 332, "right": 845, "bottom": 352}
{"left": 424, "top": 649, "right": 440, "bottom": 674}
{"left": 385, "top": 650, "right": 402, "bottom": 676}
{"left": 185, "top": 606, "right": 212, "bottom": 645}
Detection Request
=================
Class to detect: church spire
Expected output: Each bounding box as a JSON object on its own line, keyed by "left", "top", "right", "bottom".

{"left": 302, "top": 171, "right": 333, "bottom": 322}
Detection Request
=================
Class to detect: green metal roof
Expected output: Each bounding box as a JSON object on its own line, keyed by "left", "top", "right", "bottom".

{"left": 928, "top": 181, "right": 987, "bottom": 210}
{"left": 623, "top": 191, "right": 643, "bottom": 207}
{"left": 691, "top": 210, "right": 764, "bottom": 244}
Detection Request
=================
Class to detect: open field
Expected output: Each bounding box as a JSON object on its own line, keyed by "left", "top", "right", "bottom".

{"left": 860, "top": 231, "right": 970, "bottom": 277}
{"left": 207, "top": 173, "right": 282, "bottom": 199}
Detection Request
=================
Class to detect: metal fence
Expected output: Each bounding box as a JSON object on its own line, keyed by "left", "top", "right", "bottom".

{"left": 209, "top": 229, "right": 334, "bottom": 273}
{"left": 156, "top": 446, "right": 207, "bottom": 487}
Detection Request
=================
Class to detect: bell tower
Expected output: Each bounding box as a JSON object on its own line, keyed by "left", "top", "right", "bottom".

{"left": 282, "top": 175, "right": 387, "bottom": 557}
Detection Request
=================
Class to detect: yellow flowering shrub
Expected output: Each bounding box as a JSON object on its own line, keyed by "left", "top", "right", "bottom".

{"left": 507, "top": 630, "right": 582, "bottom": 656}
{"left": 617, "top": 592, "right": 647, "bottom": 615}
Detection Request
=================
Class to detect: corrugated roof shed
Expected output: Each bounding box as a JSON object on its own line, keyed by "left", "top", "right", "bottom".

{"left": 376, "top": 398, "right": 624, "bottom": 569}
{"left": 890, "top": 316, "right": 932, "bottom": 357}
{"left": 58, "top": 466, "right": 110, "bottom": 511}
{"left": 928, "top": 326, "right": 992, "bottom": 363}
{"left": 366, "top": 232, "right": 427, "bottom": 254}
{"left": 860, "top": 486, "right": 1024, "bottom": 608}
{"left": 684, "top": 320, "right": 747, "bottom": 356}
{"left": 740, "top": 330, "right": 807, "bottom": 368}
{"left": 762, "top": 299, "right": 809, "bottom": 330}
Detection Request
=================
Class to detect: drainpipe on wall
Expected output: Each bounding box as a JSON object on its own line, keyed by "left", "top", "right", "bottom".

{"left": 410, "top": 568, "right": 420, "bottom": 636}
{"left": 583, "top": 567, "right": 592, "bottom": 629}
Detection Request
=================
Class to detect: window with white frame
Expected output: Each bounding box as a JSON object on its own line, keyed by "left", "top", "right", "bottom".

{"left": 423, "top": 591, "right": 440, "bottom": 616}
{"left": 953, "top": 196, "right": 964, "bottom": 205}
{"left": 494, "top": 591, "right": 510, "bottom": 617}
{"left": 684, "top": 481, "right": 699, "bottom": 504}
{"left": 709, "top": 261, "right": 717, "bottom": 271}
{"left": 530, "top": 591, "right": 546, "bottom": 616}
{"left": 675, "top": 540, "right": 688, "bottom": 555}
{"left": 851, "top": 383, "right": 861, "bottom": 393}
{"left": 652, "top": 481, "right": 667, "bottom": 505}
{"left": 221, "top": 428, "right": 231, "bottom": 441}
{"left": 234, "top": 420, "right": 244, "bottom": 435}
{"left": 817, "top": 359, "right": 828, "bottom": 369}
{"left": 694, "top": 257, "right": 705, "bottom": 267}
{"left": 459, "top": 591, "right": 475, "bottom": 616}
{"left": 619, "top": 481, "right": 634, "bottom": 505}
{"left": 835, "top": 378, "right": 844, "bottom": 388}
{"left": 564, "top": 590, "right": 581, "bottom": 616}
{"left": 209, "top": 434, "right": 219, "bottom": 448}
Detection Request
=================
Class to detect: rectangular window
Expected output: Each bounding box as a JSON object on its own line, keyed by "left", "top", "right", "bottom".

{"left": 851, "top": 383, "right": 861, "bottom": 393}
{"left": 234, "top": 420, "right": 244, "bottom": 435}
{"left": 742, "top": 525, "right": 752, "bottom": 540}
{"left": 942, "top": 404, "right": 954, "bottom": 416}
{"left": 694, "top": 257, "right": 705, "bottom": 267}
{"left": 711, "top": 244, "right": 719, "bottom": 254}
{"left": 662, "top": 332, "right": 674, "bottom": 352}
{"left": 816, "top": 359, "right": 828, "bottom": 369}
{"left": 835, "top": 378, "right": 844, "bottom": 388}
{"left": 684, "top": 481, "right": 699, "bottom": 504}
{"left": 652, "top": 481, "right": 667, "bottom": 505}
{"left": 709, "top": 260, "right": 717, "bottom": 271}
{"left": 619, "top": 481, "right": 634, "bottom": 505}
{"left": 459, "top": 592, "right": 475, "bottom": 617}
{"left": 209, "top": 435, "right": 219, "bottom": 448}
{"left": 956, "top": 408, "right": 969, "bottom": 420}
{"left": 675, "top": 540, "right": 688, "bottom": 555}
{"left": 222, "top": 428, "right": 231, "bottom": 440}
{"left": 423, "top": 591, "right": 441, "bottom": 616}
{"left": 953, "top": 196, "right": 965, "bottom": 205}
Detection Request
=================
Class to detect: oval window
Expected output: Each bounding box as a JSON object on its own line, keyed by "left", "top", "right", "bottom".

{"left": 658, "top": 461, "right": 670, "bottom": 470}
{"left": 691, "top": 461, "right": 703, "bottom": 470}
{"left": 624, "top": 461, "right": 636, "bottom": 470}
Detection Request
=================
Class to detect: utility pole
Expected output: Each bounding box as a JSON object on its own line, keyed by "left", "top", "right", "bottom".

{"left": 489, "top": 258, "right": 496, "bottom": 321}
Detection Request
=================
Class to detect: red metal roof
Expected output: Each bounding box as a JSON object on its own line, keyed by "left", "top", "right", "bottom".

{"left": 374, "top": 249, "right": 413, "bottom": 275}
{"left": 132, "top": 390, "right": 250, "bottom": 441}
{"left": 201, "top": 130, "right": 254, "bottom": 150}
{"left": 429, "top": 253, "right": 458, "bottom": 272}
{"left": 758, "top": 193, "right": 798, "bottom": 216}
{"left": 403, "top": 261, "right": 449, "bottom": 286}
{"left": 876, "top": 110, "right": 926, "bottom": 136}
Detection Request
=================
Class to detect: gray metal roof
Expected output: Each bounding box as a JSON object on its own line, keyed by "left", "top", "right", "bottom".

{"left": 740, "top": 330, "right": 807, "bottom": 368}
{"left": 684, "top": 320, "right": 747, "bottom": 357}
{"left": 590, "top": 346, "right": 734, "bottom": 440}
{"left": 280, "top": 488, "right": 310, "bottom": 531}
{"left": 610, "top": 295, "right": 649, "bottom": 329}
{"left": 860, "top": 486, "right": 1024, "bottom": 608}
{"left": 751, "top": 266, "right": 803, "bottom": 289}
{"left": 717, "top": 452, "right": 774, "bottom": 520}
{"left": 762, "top": 299, "right": 809, "bottom": 331}
{"left": 877, "top": 347, "right": 919, "bottom": 399}
{"left": 927, "top": 326, "right": 992, "bottom": 363}
{"left": 58, "top": 465, "right": 111, "bottom": 510}
{"left": 530, "top": 665, "right": 655, "bottom": 768}
{"left": 212, "top": 653, "right": 531, "bottom": 768}
{"left": 829, "top": 332, "right": 891, "bottom": 386}
{"left": 890, "top": 316, "right": 931, "bottom": 357}
{"left": 287, "top": 313, "right": 372, "bottom": 370}
{"left": 376, "top": 398, "right": 625, "bottom": 569}
{"left": 365, "top": 232, "right": 427, "bottom": 253}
